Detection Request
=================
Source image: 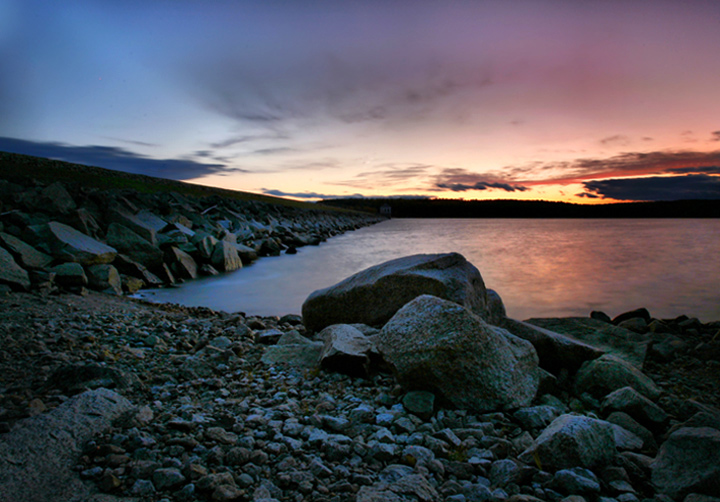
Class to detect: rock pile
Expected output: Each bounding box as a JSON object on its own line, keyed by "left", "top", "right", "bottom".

{"left": 0, "top": 176, "right": 381, "bottom": 296}
{"left": 1, "top": 253, "right": 720, "bottom": 502}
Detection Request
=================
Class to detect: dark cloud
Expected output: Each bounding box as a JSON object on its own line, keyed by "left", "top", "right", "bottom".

{"left": 432, "top": 167, "right": 529, "bottom": 193}
{"left": 0, "top": 136, "right": 246, "bottom": 180}
{"left": 668, "top": 166, "right": 720, "bottom": 175}
{"left": 712, "top": 131, "right": 720, "bottom": 142}
{"left": 262, "top": 189, "right": 363, "bottom": 199}
{"left": 523, "top": 150, "right": 720, "bottom": 185}
{"left": 582, "top": 174, "right": 720, "bottom": 201}
{"left": 436, "top": 181, "right": 529, "bottom": 192}
{"left": 576, "top": 192, "right": 600, "bottom": 198}
{"left": 252, "top": 147, "right": 296, "bottom": 156}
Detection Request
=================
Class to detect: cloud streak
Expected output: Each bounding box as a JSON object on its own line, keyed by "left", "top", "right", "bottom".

{"left": 432, "top": 167, "right": 529, "bottom": 193}
{"left": 0, "top": 136, "right": 245, "bottom": 180}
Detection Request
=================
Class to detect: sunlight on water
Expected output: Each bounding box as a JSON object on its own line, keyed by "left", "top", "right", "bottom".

{"left": 137, "top": 219, "right": 720, "bottom": 321}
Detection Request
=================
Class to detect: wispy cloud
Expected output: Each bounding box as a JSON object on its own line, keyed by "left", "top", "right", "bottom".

{"left": 581, "top": 174, "right": 720, "bottom": 201}
{"left": 599, "top": 134, "right": 630, "bottom": 147}
{"left": 711, "top": 131, "right": 720, "bottom": 142}
{"left": 331, "top": 163, "right": 435, "bottom": 190}
{"left": 0, "top": 136, "right": 246, "bottom": 180}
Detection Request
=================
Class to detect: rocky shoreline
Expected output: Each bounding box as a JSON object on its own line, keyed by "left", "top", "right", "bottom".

{"left": 0, "top": 164, "right": 383, "bottom": 297}
{"left": 1, "top": 252, "right": 719, "bottom": 502}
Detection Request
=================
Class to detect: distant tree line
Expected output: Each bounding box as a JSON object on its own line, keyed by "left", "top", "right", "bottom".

{"left": 319, "top": 197, "right": 720, "bottom": 218}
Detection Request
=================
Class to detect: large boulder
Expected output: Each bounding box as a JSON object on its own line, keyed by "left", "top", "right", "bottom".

{"left": 165, "top": 247, "right": 198, "bottom": 280}
{"left": 45, "top": 221, "right": 117, "bottom": 265}
{"left": 0, "top": 245, "right": 31, "bottom": 291}
{"left": 86, "top": 264, "right": 122, "bottom": 295}
{"left": 302, "top": 253, "right": 489, "bottom": 332}
{"left": 602, "top": 386, "right": 668, "bottom": 432}
{"left": 651, "top": 427, "right": 720, "bottom": 499}
{"left": 39, "top": 181, "right": 76, "bottom": 214}
{"left": 0, "top": 388, "right": 133, "bottom": 502}
{"left": 524, "top": 317, "right": 649, "bottom": 368}
{"left": 0, "top": 232, "right": 53, "bottom": 269}
{"left": 105, "top": 222, "right": 163, "bottom": 268}
{"left": 519, "top": 414, "right": 616, "bottom": 471}
{"left": 108, "top": 209, "right": 159, "bottom": 246}
{"left": 500, "top": 318, "right": 604, "bottom": 374}
{"left": 377, "top": 295, "right": 539, "bottom": 412}
{"left": 574, "top": 354, "right": 661, "bottom": 400}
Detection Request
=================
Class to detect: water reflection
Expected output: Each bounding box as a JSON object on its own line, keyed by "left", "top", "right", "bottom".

{"left": 137, "top": 219, "right": 720, "bottom": 322}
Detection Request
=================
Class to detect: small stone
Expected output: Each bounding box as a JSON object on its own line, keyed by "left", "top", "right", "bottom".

{"left": 402, "top": 391, "right": 435, "bottom": 421}
{"left": 153, "top": 467, "right": 186, "bottom": 490}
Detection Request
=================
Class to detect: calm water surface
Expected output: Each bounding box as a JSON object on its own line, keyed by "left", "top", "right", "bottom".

{"left": 137, "top": 219, "right": 720, "bottom": 322}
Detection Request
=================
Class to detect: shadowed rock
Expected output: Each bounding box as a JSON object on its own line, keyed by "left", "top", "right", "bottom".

{"left": 377, "top": 295, "right": 539, "bottom": 413}
{"left": 0, "top": 245, "right": 31, "bottom": 290}
{"left": 45, "top": 221, "right": 117, "bottom": 265}
{"left": 302, "top": 252, "right": 489, "bottom": 333}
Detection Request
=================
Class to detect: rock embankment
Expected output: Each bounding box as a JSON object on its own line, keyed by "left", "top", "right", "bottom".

{"left": 1, "top": 253, "right": 720, "bottom": 502}
{"left": 0, "top": 176, "right": 382, "bottom": 296}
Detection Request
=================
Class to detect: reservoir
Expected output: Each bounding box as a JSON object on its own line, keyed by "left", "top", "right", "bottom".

{"left": 137, "top": 218, "right": 720, "bottom": 322}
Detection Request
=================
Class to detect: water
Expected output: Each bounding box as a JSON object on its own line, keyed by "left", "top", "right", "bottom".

{"left": 137, "top": 219, "right": 720, "bottom": 322}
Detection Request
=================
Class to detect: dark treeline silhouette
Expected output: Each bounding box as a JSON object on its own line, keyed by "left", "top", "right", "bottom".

{"left": 319, "top": 197, "right": 720, "bottom": 218}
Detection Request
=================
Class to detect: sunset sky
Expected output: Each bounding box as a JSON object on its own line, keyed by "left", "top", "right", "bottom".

{"left": 2, "top": 0, "right": 720, "bottom": 202}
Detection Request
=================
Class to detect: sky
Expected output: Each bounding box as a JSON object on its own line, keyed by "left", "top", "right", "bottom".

{"left": 2, "top": 0, "right": 720, "bottom": 203}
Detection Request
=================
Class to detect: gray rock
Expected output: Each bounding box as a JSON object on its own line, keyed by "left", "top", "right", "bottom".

{"left": 319, "top": 324, "right": 374, "bottom": 376}
{"left": 302, "top": 252, "right": 490, "bottom": 332}
{"left": 551, "top": 467, "right": 601, "bottom": 495}
{"left": 609, "top": 422, "right": 645, "bottom": 451}
{"left": 378, "top": 295, "right": 539, "bottom": 413}
{"left": 0, "top": 232, "right": 53, "bottom": 269}
{"left": 40, "top": 181, "right": 76, "bottom": 214}
{"left": 602, "top": 386, "right": 668, "bottom": 432}
{"left": 357, "top": 465, "right": 438, "bottom": 502}
{"left": 513, "top": 405, "right": 564, "bottom": 431}
{"left": 260, "top": 342, "right": 323, "bottom": 368}
{"left": 86, "top": 264, "right": 122, "bottom": 295}
{"left": 231, "top": 242, "right": 258, "bottom": 264}
{"left": 402, "top": 391, "right": 436, "bottom": 421}
{"left": 520, "top": 414, "right": 616, "bottom": 470}
{"left": 50, "top": 262, "right": 88, "bottom": 287}
{"left": 606, "top": 412, "right": 657, "bottom": 451}
{"left": 499, "top": 318, "right": 604, "bottom": 374}
{"left": 0, "top": 245, "right": 31, "bottom": 290}
{"left": 109, "top": 209, "right": 158, "bottom": 245}
{"left": 211, "top": 240, "right": 242, "bottom": 272}
{"left": 651, "top": 427, "right": 720, "bottom": 499}
{"left": 523, "top": 317, "right": 648, "bottom": 368}
{"left": 490, "top": 459, "right": 520, "bottom": 487}
{"left": 0, "top": 388, "right": 133, "bottom": 502}
{"left": 105, "top": 222, "right": 163, "bottom": 267}
{"left": 153, "top": 467, "right": 186, "bottom": 490}
{"left": 165, "top": 246, "right": 198, "bottom": 280}
{"left": 574, "top": 354, "right": 661, "bottom": 400}
{"left": 46, "top": 221, "right": 117, "bottom": 265}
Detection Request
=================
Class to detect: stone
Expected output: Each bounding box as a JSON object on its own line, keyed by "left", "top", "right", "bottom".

{"left": 231, "top": 242, "right": 258, "bottom": 264}
{"left": 105, "top": 222, "right": 163, "bottom": 267}
{"left": 0, "top": 245, "right": 31, "bottom": 290}
{"left": 0, "top": 232, "right": 53, "bottom": 269}
{"left": 40, "top": 181, "right": 76, "bottom": 214}
{"left": 0, "top": 388, "right": 132, "bottom": 502}
{"left": 551, "top": 467, "right": 601, "bottom": 495}
{"left": 513, "top": 405, "right": 564, "bottom": 431}
{"left": 612, "top": 308, "right": 652, "bottom": 325}
{"left": 50, "top": 262, "right": 88, "bottom": 287}
{"left": 606, "top": 412, "right": 657, "bottom": 451}
{"left": 574, "top": 354, "right": 661, "bottom": 400}
{"left": 402, "top": 391, "right": 436, "bottom": 421}
{"left": 255, "top": 328, "right": 284, "bottom": 345}
{"left": 651, "top": 427, "right": 720, "bottom": 499}
{"left": 609, "top": 422, "right": 645, "bottom": 451}
{"left": 377, "top": 295, "right": 539, "bottom": 413}
{"left": 211, "top": 240, "right": 242, "bottom": 272}
{"left": 519, "top": 414, "right": 616, "bottom": 470}
{"left": 45, "top": 221, "right": 117, "bottom": 265}
{"left": 86, "top": 264, "right": 122, "bottom": 295}
{"left": 319, "top": 324, "right": 374, "bottom": 377}
{"left": 499, "top": 318, "right": 604, "bottom": 374}
{"left": 260, "top": 342, "right": 324, "bottom": 368}
{"left": 108, "top": 209, "right": 158, "bottom": 245}
{"left": 602, "top": 387, "right": 668, "bottom": 432}
{"left": 490, "top": 459, "right": 520, "bottom": 487}
{"left": 523, "top": 317, "right": 649, "bottom": 368}
{"left": 153, "top": 467, "right": 186, "bottom": 490}
{"left": 165, "top": 246, "right": 198, "bottom": 280}
{"left": 357, "top": 466, "right": 438, "bottom": 502}
{"left": 302, "top": 252, "right": 490, "bottom": 332}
